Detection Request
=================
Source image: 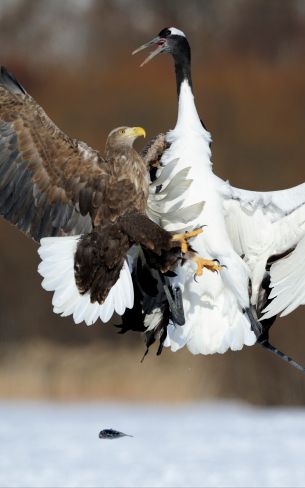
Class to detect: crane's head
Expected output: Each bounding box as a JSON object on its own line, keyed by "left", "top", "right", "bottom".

{"left": 132, "top": 27, "right": 188, "bottom": 67}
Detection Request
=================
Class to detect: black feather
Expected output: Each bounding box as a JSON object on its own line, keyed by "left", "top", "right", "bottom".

{"left": 0, "top": 66, "right": 26, "bottom": 95}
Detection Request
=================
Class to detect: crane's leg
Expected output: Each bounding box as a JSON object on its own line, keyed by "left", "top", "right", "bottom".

{"left": 246, "top": 307, "right": 305, "bottom": 374}
{"left": 258, "top": 339, "right": 305, "bottom": 374}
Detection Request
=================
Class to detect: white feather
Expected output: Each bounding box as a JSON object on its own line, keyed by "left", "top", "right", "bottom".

{"left": 85, "top": 302, "right": 100, "bottom": 326}
{"left": 261, "top": 235, "right": 305, "bottom": 320}
{"left": 73, "top": 294, "right": 91, "bottom": 324}
{"left": 37, "top": 236, "right": 134, "bottom": 325}
{"left": 169, "top": 27, "right": 186, "bottom": 38}
{"left": 148, "top": 80, "right": 256, "bottom": 354}
{"left": 144, "top": 308, "right": 162, "bottom": 331}
{"left": 149, "top": 158, "right": 179, "bottom": 188}
{"left": 148, "top": 75, "right": 305, "bottom": 355}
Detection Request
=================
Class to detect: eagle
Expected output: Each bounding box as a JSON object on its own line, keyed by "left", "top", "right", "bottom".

{"left": 0, "top": 65, "right": 217, "bottom": 344}
{"left": 132, "top": 27, "right": 305, "bottom": 372}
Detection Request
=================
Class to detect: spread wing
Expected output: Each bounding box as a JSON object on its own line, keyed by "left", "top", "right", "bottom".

{"left": 0, "top": 67, "right": 189, "bottom": 333}
{"left": 218, "top": 176, "right": 305, "bottom": 317}
{"left": 143, "top": 134, "right": 205, "bottom": 232}
{"left": 0, "top": 66, "right": 110, "bottom": 242}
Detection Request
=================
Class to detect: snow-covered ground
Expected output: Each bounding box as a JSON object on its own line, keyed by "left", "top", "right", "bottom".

{"left": 0, "top": 401, "right": 305, "bottom": 487}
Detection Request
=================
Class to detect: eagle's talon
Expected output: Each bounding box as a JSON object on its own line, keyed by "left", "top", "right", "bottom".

{"left": 172, "top": 227, "right": 204, "bottom": 254}
{"left": 193, "top": 256, "right": 224, "bottom": 276}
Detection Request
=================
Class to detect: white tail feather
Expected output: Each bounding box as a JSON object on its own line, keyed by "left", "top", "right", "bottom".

{"left": 38, "top": 236, "right": 134, "bottom": 325}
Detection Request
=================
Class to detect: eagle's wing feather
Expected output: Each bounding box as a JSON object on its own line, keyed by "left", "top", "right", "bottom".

{"left": 0, "top": 66, "right": 108, "bottom": 241}
{"left": 217, "top": 176, "right": 305, "bottom": 317}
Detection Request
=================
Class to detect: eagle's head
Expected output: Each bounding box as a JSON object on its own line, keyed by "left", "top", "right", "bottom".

{"left": 106, "top": 126, "right": 146, "bottom": 149}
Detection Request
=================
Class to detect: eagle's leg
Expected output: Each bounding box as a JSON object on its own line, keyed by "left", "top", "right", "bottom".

{"left": 118, "top": 213, "right": 220, "bottom": 279}
{"left": 171, "top": 228, "right": 204, "bottom": 253}
{"left": 171, "top": 229, "right": 223, "bottom": 275}
{"left": 194, "top": 256, "right": 223, "bottom": 276}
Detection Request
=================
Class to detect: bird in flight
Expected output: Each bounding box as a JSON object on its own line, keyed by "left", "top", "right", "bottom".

{"left": 133, "top": 27, "right": 305, "bottom": 372}
{"left": 0, "top": 65, "right": 216, "bottom": 341}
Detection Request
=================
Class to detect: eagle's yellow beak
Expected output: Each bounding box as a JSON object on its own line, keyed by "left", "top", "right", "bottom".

{"left": 129, "top": 127, "right": 146, "bottom": 139}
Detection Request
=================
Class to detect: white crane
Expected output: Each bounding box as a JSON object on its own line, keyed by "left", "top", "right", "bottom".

{"left": 133, "top": 27, "right": 305, "bottom": 372}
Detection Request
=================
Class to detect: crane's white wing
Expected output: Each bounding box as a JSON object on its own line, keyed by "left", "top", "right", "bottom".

{"left": 217, "top": 176, "right": 305, "bottom": 317}
{"left": 147, "top": 158, "right": 205, "bottom": 232}
{"left": 261, "top": 234, "right": 305, "bottom": 319}
{"left": 219, "top": 178, "right": 305, "bottom": 224}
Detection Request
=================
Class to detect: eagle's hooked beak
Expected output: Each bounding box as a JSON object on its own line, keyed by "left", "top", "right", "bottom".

{"left": 132, "top": 37, "right": 166, "bottom": 67}
{"left": 129, "top": 127, "right": 146, "bottom": 139}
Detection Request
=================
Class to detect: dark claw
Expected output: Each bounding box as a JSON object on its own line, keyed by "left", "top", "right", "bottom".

{"left": 212, "top": 259, "right": 227, "bottom": 270}
{"left": 186, "top": 225, "right": 207, "bottom": 235}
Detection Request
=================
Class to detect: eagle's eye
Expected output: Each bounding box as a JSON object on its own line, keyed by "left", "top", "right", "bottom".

{"left": 120, "top": 129, "right": 125, "bottom": 134}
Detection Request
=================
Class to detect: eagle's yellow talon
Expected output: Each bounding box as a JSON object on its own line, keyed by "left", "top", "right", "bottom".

{"left": 172, "top": 228, "right": 203, "bottom": 254}
{"left": 193, "top": 257, "right": 223, "bottom": 276}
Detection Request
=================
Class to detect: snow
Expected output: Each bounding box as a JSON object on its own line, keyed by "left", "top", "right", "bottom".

{"left": 0, "top": 401, "right": 305, "bottom": 487}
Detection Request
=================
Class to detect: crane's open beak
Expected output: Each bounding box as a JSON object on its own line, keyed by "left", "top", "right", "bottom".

{"left": 132, "top": 37, "right": 165, "bottom": 67}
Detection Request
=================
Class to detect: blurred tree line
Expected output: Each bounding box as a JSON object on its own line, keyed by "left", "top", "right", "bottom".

{"left": 0, "top": 0, "right": 305, "bottom": 404}
{"left": 1, "top": 0, "right": 305, "bottom": 65}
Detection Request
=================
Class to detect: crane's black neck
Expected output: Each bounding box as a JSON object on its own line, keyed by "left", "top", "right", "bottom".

{"left": 171, "top": 36, "right": 193, "bottom": 97}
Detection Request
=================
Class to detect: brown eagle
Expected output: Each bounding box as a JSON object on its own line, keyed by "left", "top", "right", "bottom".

{"left": 0, "top": 66, "right": 214, "bottom": 332}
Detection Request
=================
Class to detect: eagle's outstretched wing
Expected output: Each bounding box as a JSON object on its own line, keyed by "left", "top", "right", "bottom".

{"left": 0, "top": 65, "right": 108, "bottom": 241}
{"left": 0, "top": 68, "right": 195, "bottom": 337}
{"left": 0, "top": 67, "right": 139, "bottom": 326}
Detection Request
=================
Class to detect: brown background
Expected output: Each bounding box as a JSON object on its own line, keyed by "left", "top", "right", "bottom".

{"left": 0, "top": 0, "right": 305, "bottom": 405}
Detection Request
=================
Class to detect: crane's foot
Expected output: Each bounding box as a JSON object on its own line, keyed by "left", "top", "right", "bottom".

{"left": 172, "top": 227, "right": 204, "bottom": 254}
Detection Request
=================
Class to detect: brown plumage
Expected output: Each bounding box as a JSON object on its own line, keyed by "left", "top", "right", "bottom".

{"left": 0, "top": 66, "right": 96, "bottom": 240}
{"left": 0, "top": 66, "right": 204, "bottom": 329}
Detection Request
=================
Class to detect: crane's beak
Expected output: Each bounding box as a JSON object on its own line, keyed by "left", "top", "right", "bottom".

{"left": 132, "top": 37, "right": 165, "bottom": 67}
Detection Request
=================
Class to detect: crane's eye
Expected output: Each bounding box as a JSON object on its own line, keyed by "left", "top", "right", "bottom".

{"left": 159, "top": 28, "right": 171, "bottom": 38}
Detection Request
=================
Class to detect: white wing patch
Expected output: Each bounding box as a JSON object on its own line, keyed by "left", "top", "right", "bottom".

{"left": 219, "top": 178, "right": 305, "bottom": 225}
{"left": 147, "top": 158, "right": 205, "bottom": 232}
{"left": 38, "top": 236, "right": 134, "bottom": 325}
{"left": 261, "top": 235, "right": 305, "bottom": 320}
